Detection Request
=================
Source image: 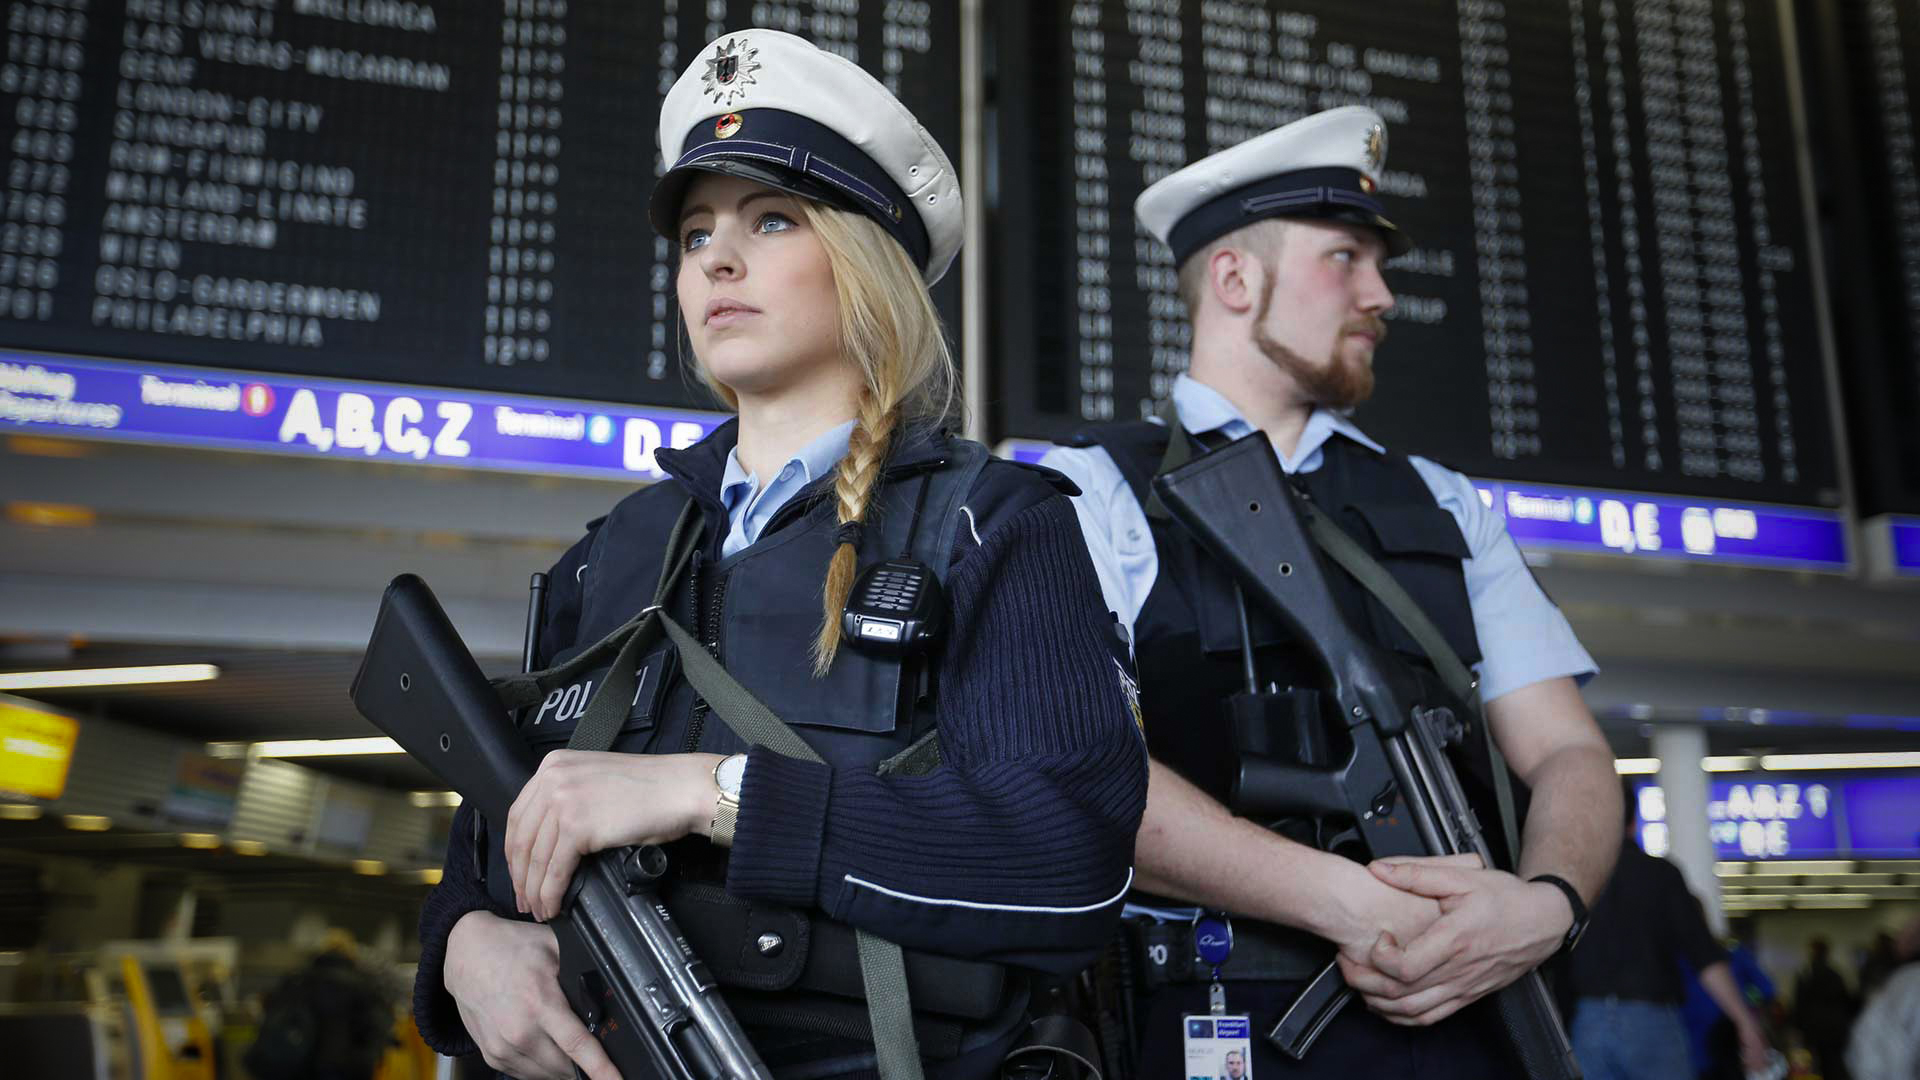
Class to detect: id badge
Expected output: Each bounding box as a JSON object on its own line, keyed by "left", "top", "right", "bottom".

{"left": 1182, "top": 1014, "right": 1252, "bottom": 1080}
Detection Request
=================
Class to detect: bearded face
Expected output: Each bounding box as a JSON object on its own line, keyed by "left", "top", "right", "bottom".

{"left": 1244, "top": 221, "right": 1394, "bottom": 409}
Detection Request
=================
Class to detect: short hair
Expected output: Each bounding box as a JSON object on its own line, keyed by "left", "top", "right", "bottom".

{"left": 1173, "top": 218, "right": 1294, "bottom": 316}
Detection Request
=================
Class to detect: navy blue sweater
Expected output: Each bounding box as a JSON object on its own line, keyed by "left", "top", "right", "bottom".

{"left": 412, "top": 454, "right": 1147, "bottom": 1056}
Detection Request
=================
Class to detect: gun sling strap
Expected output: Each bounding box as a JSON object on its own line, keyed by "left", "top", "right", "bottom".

{"left": 492, "top": 500, "right": 928, "bottom": 1080}
{"left": 1146, "top": 409, "right": 1525, "bottom": 866}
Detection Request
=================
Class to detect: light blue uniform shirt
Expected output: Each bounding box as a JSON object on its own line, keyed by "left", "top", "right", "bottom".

{"left": 1038, "top": 374, "right": 1595, "bottom": 703}
{"left": 719, "top": 419, "right": 856, "bottom": 557}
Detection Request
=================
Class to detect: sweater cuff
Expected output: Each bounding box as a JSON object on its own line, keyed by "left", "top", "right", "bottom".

{"left": 412, "top": 883, "right": 502, "bottom": 1057}
{"left": 724, "top": 746, "right": 832, "bottom": 909}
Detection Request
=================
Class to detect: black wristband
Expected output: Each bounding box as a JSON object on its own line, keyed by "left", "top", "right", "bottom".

{"left": 1529, "top": 873, "right": 1589, "bottom": 957}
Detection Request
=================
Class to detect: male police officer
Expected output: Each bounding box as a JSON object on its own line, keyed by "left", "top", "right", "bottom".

{"left": 1041, "top": 107, "right": 1622, "bottom": 1075}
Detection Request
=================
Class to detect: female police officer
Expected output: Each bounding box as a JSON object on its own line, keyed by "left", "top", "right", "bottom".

{"left": 408, "top": 30, "right": 1146, "bottom": 1080}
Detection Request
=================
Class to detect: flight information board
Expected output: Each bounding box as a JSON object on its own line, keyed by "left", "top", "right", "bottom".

{"left": 991, "top": 0, "right": 1843, "bottom": 508}
{"left": 0, "top": 0, "right": 960, "bottom": 410}
{"left": 1810, "top": 0, "right": 1920, "bottom": 515}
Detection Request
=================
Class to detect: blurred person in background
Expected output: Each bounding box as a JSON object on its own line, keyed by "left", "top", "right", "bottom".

{"left": 1568, "top": 788, "right": 1771, "bottom": 1079}
{"left": 1857, "top": 931, "right": 1900, "bottom": 1002}
{"left": 1847, "top": 918, "right": 1920, "bottom": 1080}
{"left": 1682, "top": 917, "right": 1779, "bottom": 1080}
{"left": 1794, "top": 938, "right": 1858, "bottom": 1080}
{"left": 246, "top": 930, "right": 396, "bottom": 1080}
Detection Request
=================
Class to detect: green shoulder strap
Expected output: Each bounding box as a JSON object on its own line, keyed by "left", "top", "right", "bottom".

{"left": 1294, "top": 505, "right": 1523, "bottom": 865}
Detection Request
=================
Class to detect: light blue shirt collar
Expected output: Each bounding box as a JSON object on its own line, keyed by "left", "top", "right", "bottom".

{"left": 1169, "top": 372, "right": 1384, "bottom": 474}
{"left": 719, "top": 419, "right": 857, "bottom": 557}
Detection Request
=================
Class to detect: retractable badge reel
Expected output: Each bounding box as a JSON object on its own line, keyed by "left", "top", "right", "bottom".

{"left": 1183, "top": 913, "right": 1253, "bottom": 1078}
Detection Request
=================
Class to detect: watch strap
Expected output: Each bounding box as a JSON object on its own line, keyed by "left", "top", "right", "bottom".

{"left": 710, "top": 793, "right": 741, "bottom": 848}
{"left": 709, "top": 753, "right": 745, "bottom": 848}
{"left": 1529, "top": 873, "right": 1588, "bottom": 956}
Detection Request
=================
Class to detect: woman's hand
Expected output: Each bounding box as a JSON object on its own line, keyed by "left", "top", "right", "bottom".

{"left": 444, "top": 910, "right": 620, "bottom": 1080}
{"left": 504, "top": 750, "right": 723, "bottom": 920}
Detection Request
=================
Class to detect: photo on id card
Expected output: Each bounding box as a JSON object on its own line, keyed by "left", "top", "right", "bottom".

{"left": 1183, "top": 1014, "right": 1251, "bottom": 1080}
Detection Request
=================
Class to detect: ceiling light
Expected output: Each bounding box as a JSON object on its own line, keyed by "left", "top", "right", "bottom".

{"left": 252, "top": 737, "right": 402, "bottom": 758}
{"left": 62, "top": 814, "right": 110, "bottom": 831}
{"left": 352, "top": 859, "right": 386, "bottom": 876}
{"left": 1792, "top": 894, "right": 1875, "bottom": 907}
{"left": 7, "top": 436, "right": 93, "bottom": 458}
{"left": 1760, "top": 752, "right": 1920, "bottom": 770}
{"left": 1614, "top": 758, "right": 1659, "bottom": 775}
{"left": 408, "top": 791, "right": 462, "bottom": 808}
{"left": 6, "top": 502, "right": 95, "bottom": 527}
{"left": 177, "top": 833, "right": 220, "bottom": 850}
{"left": 416, "top": 868, "right": 443, "bottom": 885}
{"left": 1704, "top": 756, "right": 1756, "bottom": 772}
{"left": 232, "top": 840, "right": 268, "bottom": 856}
{"left": 0, "top": 803, "right": 42, "bottom": 821}
{"left": 0, "top": 664, "right": 221, "bottom": 690}
{"left": 1740, "top": 860, "right": 1856, "bottom": 876}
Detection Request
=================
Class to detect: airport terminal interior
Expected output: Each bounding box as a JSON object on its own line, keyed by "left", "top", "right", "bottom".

{"left": 1, "top": 0, "right": 1919, "bottom": 1078}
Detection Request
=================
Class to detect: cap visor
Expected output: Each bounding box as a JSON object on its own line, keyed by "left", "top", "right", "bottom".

{"left": 647, "top": 157, "right": 861, "bottom": 239}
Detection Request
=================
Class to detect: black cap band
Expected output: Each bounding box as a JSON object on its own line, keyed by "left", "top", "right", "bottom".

{"left": 1164, "top": 166, "right": 1408, "bottom": 264}
{"left": 649, "top": 108, "right": 931, "bottom": 271}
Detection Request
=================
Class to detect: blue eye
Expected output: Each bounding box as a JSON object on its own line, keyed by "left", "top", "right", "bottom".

{"left": 756, "top": 213, "right": 795, "bottom": 234}
{"left": 682, "top": 227, "right": 710, "bottom": 252}
{"left": 1330, "top": 249, "right": 1355, "bottom": 266}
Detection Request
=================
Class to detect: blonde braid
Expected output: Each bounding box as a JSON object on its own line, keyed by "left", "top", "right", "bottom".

{"left": 813, "top": 388, "right": 901, "bottom": 676}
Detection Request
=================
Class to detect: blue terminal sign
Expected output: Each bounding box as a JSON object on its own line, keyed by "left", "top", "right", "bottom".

{"left": 1889, "top": 517, "right": 1920, "bottom": 578}
{"left": 1472, "top": 481, "right": 1848, "bottom": 572}
{"left": 0, "top": 351, "right": 726, "bottom": 481}
{"left": 1634, "top": 774, "right": 1920, "bottom": 861}
{"left": 998, "top": 438, "right": 1851, "bottom": 572}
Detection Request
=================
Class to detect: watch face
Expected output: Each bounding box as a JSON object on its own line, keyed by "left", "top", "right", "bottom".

{"left": 716, "top": 753, "right": 748, "bottom": 796}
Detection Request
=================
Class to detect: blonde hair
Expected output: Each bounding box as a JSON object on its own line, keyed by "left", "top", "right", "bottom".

{"left": 685, "top": 199, "right": 958, "bottom": 676}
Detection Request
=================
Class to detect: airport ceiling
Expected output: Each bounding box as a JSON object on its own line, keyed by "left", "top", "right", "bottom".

{"left": 0, "top": 639, "right": 474, "bottom": 790}
{"left": 2, "top": 636, "right": 1918, "bottom": 799}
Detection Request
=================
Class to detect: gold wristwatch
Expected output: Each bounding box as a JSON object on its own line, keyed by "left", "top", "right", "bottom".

{"left": 709, "top": 752, "right": 748, "bottom": 848}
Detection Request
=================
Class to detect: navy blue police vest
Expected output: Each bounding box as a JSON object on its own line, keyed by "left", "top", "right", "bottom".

{"left": 483, "top": 427, "right": 989, "bottom": 910}
{"left": 1072, "top": 421, "right": 1485, "bottom": 809}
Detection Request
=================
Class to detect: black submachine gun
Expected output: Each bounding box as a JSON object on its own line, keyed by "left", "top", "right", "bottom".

{"left": 1153, "top": 433, "right": 1580, "bottom": 1080}
{"left": 351, "top": 574, "right": 773, "bottom": 1080}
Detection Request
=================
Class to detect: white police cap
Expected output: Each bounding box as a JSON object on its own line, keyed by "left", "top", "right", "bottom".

{"left": 650, "top": 29, "right": 964, "bottom": 285}
{"left": 1135, "top": 105, "right": 1409, "bottom": 264}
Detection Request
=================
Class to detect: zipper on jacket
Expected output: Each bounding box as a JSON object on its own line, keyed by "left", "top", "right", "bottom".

{"left": 683, "top": 552, "right": 728, "bottom": 752}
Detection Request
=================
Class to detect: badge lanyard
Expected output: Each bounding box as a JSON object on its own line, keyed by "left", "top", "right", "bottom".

{"left": 1184, "top": 912, "right": 1253, "bottom": 1078}
{"left": 1194, "top": 912, "right": 1233, "bottom": 1014}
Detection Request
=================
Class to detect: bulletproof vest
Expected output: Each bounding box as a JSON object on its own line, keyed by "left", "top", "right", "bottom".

{"left": 1074, "top": 422, "right": 1484, "bottom": 809}
{"left": 483, "top": 433, "right": 989, "bottom": 911}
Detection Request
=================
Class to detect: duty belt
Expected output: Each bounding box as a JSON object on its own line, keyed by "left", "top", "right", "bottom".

{"left": 1125, "top": 916, "right": 1331, "bottom": 987}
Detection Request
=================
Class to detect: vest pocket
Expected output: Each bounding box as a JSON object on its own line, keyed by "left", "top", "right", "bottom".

{"left": 1338, "top": 499, "right": 1482, "bottom": 668}
{"left": 727, "top": 609, "right": 904, "bottom": 736}
{"left": 517, "top": 644, "right": 679, "bottom": 754}
{"left": 1343, "top": 499, "right": 1472, "bottom": 559}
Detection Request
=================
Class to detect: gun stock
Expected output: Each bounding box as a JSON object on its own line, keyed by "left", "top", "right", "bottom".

{"left": 350, "top": 574, "right": 534, "bottom": 826}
